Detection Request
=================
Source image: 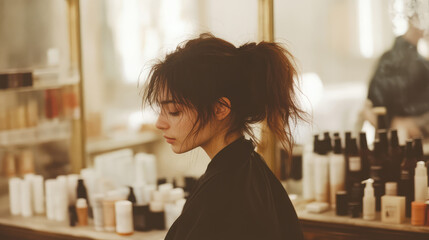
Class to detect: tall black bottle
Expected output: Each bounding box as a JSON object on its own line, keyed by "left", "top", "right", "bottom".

{"left": 359, "top": 132, "right": 370, "bottom": 180}
{"left": 398, "top": 140, "right": 417, "bottom": 217}
{"left": 369, "top": 141, "right": 385, "bottom": 211}
{"left": 324, "top": 132, "right": 332, "bottom": 152}
{"left": 388, "top": 130, "right": 403, "bottom": 183}
{"left": 346, "top": 138, "right": 363, "bottom": 215}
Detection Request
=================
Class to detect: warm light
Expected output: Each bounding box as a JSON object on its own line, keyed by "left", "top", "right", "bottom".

{"left": 298, "top": 72, "right": 324, "bottom": 112}
{"left": 358, "top": 0, "right": 374, "bottom": 58}
{"left": 390, "top": 0, "right": 409, "bottom": 36}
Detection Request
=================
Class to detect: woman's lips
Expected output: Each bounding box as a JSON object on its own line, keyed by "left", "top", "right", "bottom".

{"left": 164, "top": 136, "right": 176, "bottom": 144}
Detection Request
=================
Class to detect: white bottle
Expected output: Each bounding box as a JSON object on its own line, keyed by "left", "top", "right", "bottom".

{"left": 414, "top": 161, "right": 428, "bottom": 202}
{"left": 8, "top": 178, "right": 22, "bottom": 216}
{"left": 20, "top": 179, "right": 33, "bottom": 217}
{"left": 302, "top": 141, "right": 315, "bottom": 200}
{"left": 115, "top": 200, "right": 134, "bottom": 235}
{"left": 314, "top": 140, "right": 330, "bottom": 203}
{"left": 362, "top": 178, "right": 375, "bottom": 220}
{"left": 329, "top": 137, "right": 345, "bottom": 208}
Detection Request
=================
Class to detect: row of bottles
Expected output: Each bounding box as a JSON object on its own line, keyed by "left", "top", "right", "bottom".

{"left": 303, "top": 129, "right": 428, "bottom": 221}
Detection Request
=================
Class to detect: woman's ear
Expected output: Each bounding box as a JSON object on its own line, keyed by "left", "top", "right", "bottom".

{"left": 214, "top": 97, "right": 231, "bottom": 121}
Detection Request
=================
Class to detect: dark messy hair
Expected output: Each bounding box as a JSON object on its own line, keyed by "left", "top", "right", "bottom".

{"left": 142, "top": 33, "right": 305, "bottom": 154}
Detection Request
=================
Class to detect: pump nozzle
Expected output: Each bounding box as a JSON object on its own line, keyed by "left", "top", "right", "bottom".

{"left": 361, "top": 178, "right": 374, "bottom": 185}
{"left": 361, "top": 178, "right": 374, "bottom": 197}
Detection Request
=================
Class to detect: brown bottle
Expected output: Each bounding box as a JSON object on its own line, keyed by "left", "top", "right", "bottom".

{"left": 398, "top": 140, "right": 417, "bottom": 217}
{"left": 369, "top": 140, "right": 385, "bottom": 211}
{"left": 389, "top": 129, "right": 403, "bottom": 183}
{"left": 359, "top": 132, "right": 370, "bottom": 180}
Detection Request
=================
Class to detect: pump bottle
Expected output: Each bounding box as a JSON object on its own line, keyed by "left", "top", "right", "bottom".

{"left": 362, "top": 178, "right": 375, "bottom": 220}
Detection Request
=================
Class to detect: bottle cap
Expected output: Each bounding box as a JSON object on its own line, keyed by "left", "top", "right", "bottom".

{"left": 149, "top": 201, "right": 164, "bottom": 212}
{"left": 76, "top": 198, "right": 87, "bottom": 208}
{"left": 169, "top": 188, "right": 185, "bottom": 202}
{"left": 415, "top": 161, "right": 427, "bottom": 176}
{"left": 385, "top": 182, "right": 397, "bottom": 196}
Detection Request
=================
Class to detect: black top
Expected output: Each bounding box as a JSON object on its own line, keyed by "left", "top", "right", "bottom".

{"left": 165, "top": 137, "right": 304, "bottom": 240}
{"left": 368, "top": 36, "right": 429, "bottom": 123}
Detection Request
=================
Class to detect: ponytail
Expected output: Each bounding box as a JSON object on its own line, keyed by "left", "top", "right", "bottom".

{"left": 232, "top": 41, "right": 305, "bottom": 152}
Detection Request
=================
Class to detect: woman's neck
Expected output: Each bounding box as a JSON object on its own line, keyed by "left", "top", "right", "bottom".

{"left": 201, "top": 131, "right": 243, "bottom": 159}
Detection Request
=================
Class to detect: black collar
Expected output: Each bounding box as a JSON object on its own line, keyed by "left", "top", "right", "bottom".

{"left": 205, "top": 136, "right": 255, "bottom": 175}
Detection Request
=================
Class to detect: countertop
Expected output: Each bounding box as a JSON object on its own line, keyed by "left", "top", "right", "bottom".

{"left": 295, "top": 203, "right": 429, "bottom": 234}
{"left": 0, "top": 196, "right": 167, "bottom": 240}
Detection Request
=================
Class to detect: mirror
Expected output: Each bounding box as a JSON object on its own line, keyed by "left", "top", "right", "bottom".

{"left": 274, "top": 0, "right": 429, "bottom": 146}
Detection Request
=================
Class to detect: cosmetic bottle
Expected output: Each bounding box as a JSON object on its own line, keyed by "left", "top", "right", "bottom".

{"left": 389, "top": 130, "right": 402, "bottom": 183}
{"left": 45, "top": 179, "right": 57, "bottom": 220}
{"left": 76, "top": 198, "right": 88, "bottom": 226}
{"left": 369, "top": 140, "right": 385, "bottom": 211}
{"left": 359, "top": 132, "right": 370, "bottom": 180}
{"left": 385, "top": 182, "right": 397, "bottom": 196}
{"left": 303, "top": 135, "right": 318, "bottom": 200}
{"left": 102, "top": 198, "right": 117, "bottom": 232}
{"left": 20, "top": 179, "right": 33, "bottom": 217}
{"left": 32, "top": 175, "right": 45, "bottom": 214}
{"left": 361, "top": 178, "right": 375, "bottom": 220}
{"left": 314, "top": 140, "right": 330, "bottom": 203}
{"left": 115, "top": 200, "right": 134, "bottom": 235}
{"left": 149, "top": 201, "right": 165, "bottom": 230}
{"left": 77, "top": 179, "right": 88, "bottom": 201}
{"left": 335, "top": 191, "right": 348, "bottom": 216}
{"left": 347, "top": 138, "right": 363, "bottom": 213}
{"left": 411, "top": 201, "right": 426, "bottom": 226}
{"left": 329, "top": 137, "right": 345, "bottom": 208}
{"left": 67, "top": 174, "right": 79, "bottom": 206}
{"left": 55, "top": 175, "right": 69, "bottom": 221}
{"left": 8, "top": 177, "right": 21, "bottom": 215}
{"left": 414, "top": 161, "right": 428, "bottom": 202}
{"left": 398, "top": 140, "right": 416, "bottom": 217}
{"left": 323, "top": 132, "right": 332, "bottom": 152}
{"left": 91, "top": 193, "right": 105, "bottom": 231}
{"left": 381, "top": 195, "right": 405, "bottom": 224}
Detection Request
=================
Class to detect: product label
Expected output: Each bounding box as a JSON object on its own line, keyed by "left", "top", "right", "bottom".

{"left": 385, "top": 205, "right": 397, "bottom": 219}
{"left": 370, "top": 166, "right": 382, "bottom": 181}
{"left": 348, "top": 157, "right": 361, "bottom": 171}
{"left": 400, "top": 170, "right": 410, "bottom": 180}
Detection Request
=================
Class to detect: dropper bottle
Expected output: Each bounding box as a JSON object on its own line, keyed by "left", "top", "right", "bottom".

{"left": 362, "top": 178, "right": 375, "bottom": 220}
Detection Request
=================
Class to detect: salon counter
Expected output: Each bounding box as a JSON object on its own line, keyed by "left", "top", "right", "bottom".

{"left": 0, "top": 196, "right": 167, "bottom": 240}
{"left": 2, "top": 194, "right": 429, "bottom": 240}
{"left": 295, "top": 204, "right": 429, "bottom": 240}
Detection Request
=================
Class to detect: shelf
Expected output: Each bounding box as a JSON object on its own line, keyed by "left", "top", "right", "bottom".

{"left": 0, "top": 121, "right": 71, "bottom": 147}
{"left": 0, "top": 68, "right": 80, "bottom": 94}
{"left": 86, "top": 131, "right": 161, "bottom": 155}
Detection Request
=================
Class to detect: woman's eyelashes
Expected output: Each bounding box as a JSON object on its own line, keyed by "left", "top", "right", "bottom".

{"left": 168, "top": 111, "right": 181, "bottom": 116}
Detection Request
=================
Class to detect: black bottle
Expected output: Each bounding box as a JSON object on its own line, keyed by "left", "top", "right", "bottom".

{"left": 369, "top": 141, "right": 385, "bottom": 211}
{"left": 346, "top": 138, "right": 363, "bottom": 214}
{"left": 77, "top": 179, "right": 88, "bottom": 200}
{"left": 324, "top": 132, "right": 332, "bottom": 152}
{"left": 398, "top": 140, "right": 417, "bottom": 217}
{"left": 129, "top": 187, "right": 150, "bottom": 231}
{"left": 389, "top": 129, "right": 403, "bottom": 183}
{"left": 359, "top": 132, "right": 370, "bottom": 180}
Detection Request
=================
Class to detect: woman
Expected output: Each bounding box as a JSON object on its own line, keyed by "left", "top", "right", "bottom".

{"left": 143, "top": 33, "right": 304, "bottom": 240}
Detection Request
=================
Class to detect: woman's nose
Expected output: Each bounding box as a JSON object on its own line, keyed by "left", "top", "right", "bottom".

{"left": 155, "top": 114, "right": 169, "bottom": 130}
